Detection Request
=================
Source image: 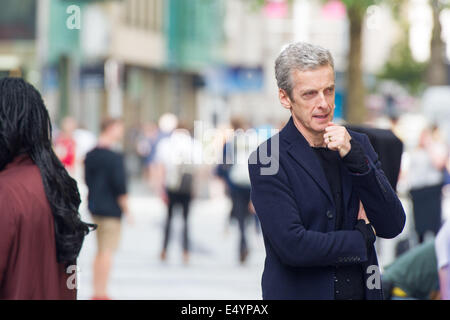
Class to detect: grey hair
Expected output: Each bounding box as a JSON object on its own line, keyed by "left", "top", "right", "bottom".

{"left": 275, "top": 42, "right": 334, "bottom": 99}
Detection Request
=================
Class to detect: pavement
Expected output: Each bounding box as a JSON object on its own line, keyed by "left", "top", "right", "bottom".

{"left": 75, "top": 178, "right": 450, "bottom": 300}
{"left": 76, "top": 180, "right": 266, "bottom": 300}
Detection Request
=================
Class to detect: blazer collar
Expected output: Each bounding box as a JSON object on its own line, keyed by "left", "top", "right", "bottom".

{"left": 282, "top": 117, "right": 334, "bottom": 204}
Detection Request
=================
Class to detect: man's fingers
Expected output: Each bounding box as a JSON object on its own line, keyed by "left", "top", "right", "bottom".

{"left": 323, "top": 132, "right": 345, "bottom": 141}
{"left": 325, "top": 126, "right": 339, "bottom": 133}
{"left": 325, "top": 124, "right": 346, "bottom": 134}
{"left": 326, "top": 142, "right": 342, "bottom": 150}
{"left": 325, "top": 123, "right": 343, "bottom": 130}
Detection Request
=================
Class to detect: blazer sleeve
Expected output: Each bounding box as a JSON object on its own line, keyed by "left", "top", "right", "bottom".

{"left": 349, "top": 134, "right": 406, "bottom": 239}
{"left": 0, "top": 188, "right": 16, "bottom": 287}
{"left": 249, "top": 154, "right": 369, "bottom": 268}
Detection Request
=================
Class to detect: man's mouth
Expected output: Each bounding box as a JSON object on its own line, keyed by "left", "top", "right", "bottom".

{"left": 313, "top": 114, "right": 329, "bottom": 120}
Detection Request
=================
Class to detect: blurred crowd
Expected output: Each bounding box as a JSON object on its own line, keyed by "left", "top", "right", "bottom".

{"left": 52, "top": 113, "right": 281, "bottom": 299}
{"left": 50, "top": 106, "right": 450, "bottom": 300}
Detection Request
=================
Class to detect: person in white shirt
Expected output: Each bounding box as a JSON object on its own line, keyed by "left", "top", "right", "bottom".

{"left": 155, "top": 123, "right": 202, "bottom": 264}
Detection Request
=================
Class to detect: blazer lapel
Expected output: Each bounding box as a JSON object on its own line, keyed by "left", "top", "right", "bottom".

{"left": 282, "top": 118, "right": 334, "bottom": 205}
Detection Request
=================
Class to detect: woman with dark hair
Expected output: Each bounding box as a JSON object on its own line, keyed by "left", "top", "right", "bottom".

{"left": 0, "top": 77, "right": 95, "bottom": 299}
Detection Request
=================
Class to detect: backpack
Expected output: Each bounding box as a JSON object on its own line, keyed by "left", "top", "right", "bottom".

{"left": 228, "top": 132, "right": 258, "bottom": 188}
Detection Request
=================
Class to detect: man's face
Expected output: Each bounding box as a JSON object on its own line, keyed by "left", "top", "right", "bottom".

{"left": 280, "top": 65, "right": 335, "bottom": 136}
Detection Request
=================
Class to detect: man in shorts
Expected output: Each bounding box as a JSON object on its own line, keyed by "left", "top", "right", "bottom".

{"left": 85, "top": 118, "right": 132, "bottom": 300}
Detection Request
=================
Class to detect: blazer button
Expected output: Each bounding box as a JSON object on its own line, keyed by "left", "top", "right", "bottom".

{"left": 326, "top": 210, "right": 333, "bottom": 219}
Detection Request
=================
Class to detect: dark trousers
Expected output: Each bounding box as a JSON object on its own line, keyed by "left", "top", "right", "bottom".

{"left": 410, "top": 184, "right": 443, "bottom": 243}
{"left": 163, "top": 190, "right": 191, "bottom": 252}
{"left": 230, "top": 187, "right": 251, "bottom": 256}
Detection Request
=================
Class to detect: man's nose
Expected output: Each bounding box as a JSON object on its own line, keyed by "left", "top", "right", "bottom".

{"left": 316, "top": 91, "right": 328, "bottom": 108}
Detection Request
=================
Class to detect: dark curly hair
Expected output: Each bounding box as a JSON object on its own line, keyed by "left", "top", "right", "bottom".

{"left": 0, "top": 77, "right": 96, "bottom": 264}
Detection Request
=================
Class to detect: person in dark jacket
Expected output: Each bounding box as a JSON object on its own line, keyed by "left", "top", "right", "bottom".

{"left": 248, "top": 42, "right": 406, "bottom": 300}
{"left": 0, "top": 77, "right": 95, "bottom": 299}
{"left": 85, "top": 118, "right": 131, "bottom": 300}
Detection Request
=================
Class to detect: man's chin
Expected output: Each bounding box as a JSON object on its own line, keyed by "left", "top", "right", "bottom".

{"left": 312, "top": 123, "right": 328, "bottom": 133}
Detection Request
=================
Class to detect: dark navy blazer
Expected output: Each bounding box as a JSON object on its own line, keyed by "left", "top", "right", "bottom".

{"left": 248, "top": 117, "right": 406, "bottom": 300}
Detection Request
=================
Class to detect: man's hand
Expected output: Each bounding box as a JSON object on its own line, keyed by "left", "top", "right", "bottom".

{"left": 324, "top": 122, "right": 352, "bottom": 158}
{"left": 125, "top": 212, "right": 135, "bottom": 226}
{"left": 358, "top": 201, "right": 376, "bottom": 236}
{"left": 118, "top": 194, "right": 134, "bottom": 226}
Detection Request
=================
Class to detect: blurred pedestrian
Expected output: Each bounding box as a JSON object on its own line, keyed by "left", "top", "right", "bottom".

{"left": 148, "top": 114, "right": 178, "bottom": 194}
{"left": 73, "top": 125, "right": 97, "bottom": 165}
{"left": 408, "top": 126, "right": 447, "bottom": 243}
{"left": 436, "top": 219, "right": 450, "bottom": 300}
{"left": 248, "top": 42, "right": 406, "bottom": 300}
{"left": 54, "top": 116, "right": 78, "bottom": 175}
{"left": 0, "top": 77, "right": 95, "bottom": 299}
{"left": 135, "top": 122, "right": 156, "bottom": 178}
{"left": 84, "top": 118, "right": 132, "bottom": 300}
{"left": 216, "top": 117, "right": 257, "bottom": 263}
{"left": 382, "top": 240, "right": 440, "bottom": 300}
{"left": 155, "top": 122, "right": 201, "bottom": 264}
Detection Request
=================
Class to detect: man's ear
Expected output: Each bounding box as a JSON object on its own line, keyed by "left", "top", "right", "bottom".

{"left": 279, "top": 89, "right": 292, "bottom": 110}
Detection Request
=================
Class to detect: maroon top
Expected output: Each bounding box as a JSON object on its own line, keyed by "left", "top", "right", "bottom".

{"left": 0, "top": 154, "right": 76, "bottom": 300}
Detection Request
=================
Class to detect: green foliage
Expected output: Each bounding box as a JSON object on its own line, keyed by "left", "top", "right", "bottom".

{"left": 340, "top": 0, "right": 378, "bottom": 9}
{"left": 377, "top": 39, "right": 427, "bottom": 95}
{"left": 248, "top": 0, "right": 294, "bottom": 12}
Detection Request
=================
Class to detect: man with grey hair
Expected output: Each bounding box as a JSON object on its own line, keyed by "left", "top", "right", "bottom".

{"left": 248, "top": 42, "right": 406, "bottom": 300}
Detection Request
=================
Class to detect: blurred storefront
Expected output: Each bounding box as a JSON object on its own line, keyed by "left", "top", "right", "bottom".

{"left": 0, "top": 0, "right": 38, "bottom": 80}
{"left": 25, "top": 0, "right": 225, "bottom": 135}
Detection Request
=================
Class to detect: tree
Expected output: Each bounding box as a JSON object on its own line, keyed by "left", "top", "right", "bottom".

{"left": 378, "top": 39, "right": 427, "bottom": 95}
{"left": 378, "top": 0, "right": 427, "bottom": 95}
{"left": 342, "top": 0, "right": 375, "bottom": 124}
{"left": 380, "top": 0, "right": 449, "bottom": 89}
{"left": 251, "top": 0, "right": 404, "bottom": 123}
{"left": 426, "top": 0, "right": 448, "bottom": 86}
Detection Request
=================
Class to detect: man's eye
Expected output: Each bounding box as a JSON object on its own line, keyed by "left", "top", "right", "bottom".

{"left": 325, "top": 88, "right": 334, "bottom": 95}
{"left": 303, "top": 92, "right": 315, "bottom": 97}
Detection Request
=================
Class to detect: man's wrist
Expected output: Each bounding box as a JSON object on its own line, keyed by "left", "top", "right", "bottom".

{"left": 339, "top": 142, "right": 351, "bottom": 158}
{"left": 342, "top": 139, "right": 370, "bottom": 174}
{"left": 354, "top": 219, "right": 376, "bottom": 250}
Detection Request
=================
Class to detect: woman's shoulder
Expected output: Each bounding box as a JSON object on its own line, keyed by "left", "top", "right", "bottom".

{"left": 0, "top": 183, "right": 19, "bottom": 223}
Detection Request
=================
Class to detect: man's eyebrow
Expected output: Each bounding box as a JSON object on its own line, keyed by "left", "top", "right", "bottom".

{"left": 300, "top": 85, "right": 334, "bottom": 94}
{"left": 300, "top": 88, "right": 317, "bottom": 94}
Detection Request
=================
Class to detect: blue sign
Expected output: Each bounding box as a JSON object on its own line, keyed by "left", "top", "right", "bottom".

{"left": 206, "top": 66, "right": 264, "bottom": 94}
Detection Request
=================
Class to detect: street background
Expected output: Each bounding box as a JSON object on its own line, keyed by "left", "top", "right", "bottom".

{"left": 1, "top": 0, "right": 450, "bottom": 300}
